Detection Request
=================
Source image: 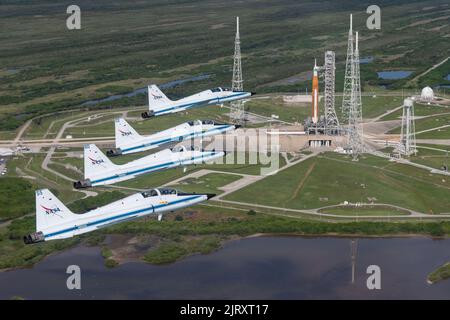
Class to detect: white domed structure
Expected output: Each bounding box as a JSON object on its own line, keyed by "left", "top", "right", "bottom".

{"left": 420, "top": 86, "right": 434, "bottom": 102}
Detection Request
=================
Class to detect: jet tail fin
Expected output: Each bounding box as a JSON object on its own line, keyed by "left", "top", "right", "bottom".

{"left": 35, "top": 189, "right": 77, "bottom": 231}
{"left": 84, "top": 144, "right": 117, "bottom": 179}
{"left": 115, "top": 118, "right": 142, "bottom": 149}
{"left": 148, "top": 85, "right": 171, "bottom": 112}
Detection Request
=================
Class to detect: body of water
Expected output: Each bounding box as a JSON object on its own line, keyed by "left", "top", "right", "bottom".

{"left": 81, "top": 74, "right": 211, "bottom": 106}
{"left": 0, "top": 236, "right": 449, "bottom": 299}
{"left": 435, "top": 85, "right": 450, "bottom": 89}
{"left": 359, "top": 56, "right": 374, "bottom": 64}
{"left": 377, "top": 71, "right": 413, "bottom": 80}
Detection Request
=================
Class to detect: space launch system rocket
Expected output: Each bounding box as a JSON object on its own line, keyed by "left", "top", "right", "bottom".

{"left": 312, "top": 59, "right": 319, "bottom": 124}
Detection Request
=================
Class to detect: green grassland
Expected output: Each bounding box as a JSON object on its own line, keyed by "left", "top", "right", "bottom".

{"left": 5, "top": 154, "right": 85, "bottom": 203}
{"left": 381, "top": 103, "right": 450, "bottom": 121}
{"left": 416, "top": 144, "right": 450, "bottom": 154}
{"left": 171, "top": 173, "right": 242, "bottom": 195}
{"left": 114, "top": 152, "right": 286, "bottom": 189}
{"left": 1, "top": 147, "right": 450, "bottom": 270}
{"left": 63, "top": 105, "right": 232, "bottom": 138}
{"left": 241, "top": 94, "right": 405, "bottom": 124}
{"left": 411, "top": 144, "right": 450, "bottom": 170}
{"left": 2, "top": 201, "right": 450, "bottom": 270}
{"left": 412, "top": 155, "right": 449, "bottom": 170}
{"left": 51, "top": 152, "right": 83, "bottom": 169}
{"left": 416, "top": 59, "right": 450, "bottom": 89}
{"left": 244, "top": 96, "right": 313, "bottom": 123}
{"left": 389, "top": 113, "right": 450, "bottom": 134}
{"left": 0, "top": 177, "right": 35, "bottom": 221}
{"left": 336, "top": 95, "right": 404, "bottom": 120}
{"left": 23, "top": 110, "right": 95, "bottom": 139}
{"left": 225, "top": 153, "right": 450, "bottom": 214}
{"left": 1, "top": 0, "right": 450, "bottom": 270}
{"left": 1, "top": 0, "right": 449, "bottom": 131}
{"left": 416, "top": 126, "right": 450, "bottom": 139}
{"left": 143, "top": 235, "right": 222, "bottom": 265}
{"left": 319, "top": 205, "right": 410, "bottom": 216}
{"left": 47, "top": 163, "right": 81, "bottom": 181}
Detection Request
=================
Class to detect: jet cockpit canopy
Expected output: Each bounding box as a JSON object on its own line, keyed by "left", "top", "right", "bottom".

{"left": 159, "top": 188, "right": 178, "bottom": 195}
{"left": 141, "top": 188, "right": 178, "bottom": 198}
{"left": 171, "top": 145, "right": 188, "bottom": 153}
{"left": 187, "top": 120, "right": 203, "bottom": 126}
{"left": 141, "top": 189, "right": 159, "bottom": 198}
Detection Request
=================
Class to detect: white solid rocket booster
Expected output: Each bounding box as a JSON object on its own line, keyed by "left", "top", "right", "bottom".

{"left": 312, "top": 59, "right": 319, "bottom": 124}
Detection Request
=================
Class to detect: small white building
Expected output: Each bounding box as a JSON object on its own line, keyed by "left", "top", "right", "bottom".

{"left": 420, "top": 86, "right": 434, "bottom": 102}
{"left": 283, "top": 95, "right": 321, "bottom": 103}
{"left": 0, "top": 148, "right": 14, "bottom": 156}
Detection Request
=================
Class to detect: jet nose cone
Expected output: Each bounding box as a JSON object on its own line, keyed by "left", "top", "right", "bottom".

{"left": 234, "top": 124, "right": 242, "bottom": 129}
{"left": 251, "top": 91, "right": 256, "bottom": 96}
{"left": 206, "top": 193, "right": 216, "bottom": 200}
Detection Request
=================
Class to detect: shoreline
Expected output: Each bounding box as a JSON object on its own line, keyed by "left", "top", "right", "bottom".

{"left": 244, "top": 232, "right": 448, "bottom": 240}
{"left": 2, "top": 232, "right": 448, "bottom": 273}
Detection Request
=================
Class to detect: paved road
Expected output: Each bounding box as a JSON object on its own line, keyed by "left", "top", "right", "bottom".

{"left": 206, "top": 199, "right": 450, "bottom": 220}
{"left": 416, "top": 139, "right": 450, "bottom": 146}
{"left": 39, "top": 116, "right": 98, "bottom": 198}
{"left": 416, "top": 124, "right": 450, "bottom": 135}
{"left": 408, "top": 56, "right": 450, "bottom": 84}
{"left": 13, "top": 119, "right": 32, "bottom": 143}
{"left": 370, "top": 104, "right": 404, "bottom": 123}
{"left": 207, "top": 152, "right": 319, "bottom": 200}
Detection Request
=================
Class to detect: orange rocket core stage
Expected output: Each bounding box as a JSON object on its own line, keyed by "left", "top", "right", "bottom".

{"left": 311, "top": 60, "right": 319, "bottom": 124}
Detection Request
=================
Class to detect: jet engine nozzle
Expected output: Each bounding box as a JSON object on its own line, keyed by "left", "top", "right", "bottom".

{"left": 73, "top": 179, "right": 92, "bottom": 189}
{"left": 23, "top": 231, "right": 45, "bottom": 245}
{"left": 106, "top": 148, "right": 122, "bottom": 157}
{"left": 141, "top": 110, "right": 155, "bottom": 119}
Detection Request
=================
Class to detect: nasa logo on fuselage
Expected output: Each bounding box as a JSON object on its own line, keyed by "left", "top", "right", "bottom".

{"left": 88, "top": 157, "right": 105, "bottom": 165}
{"left": 119, "top": 130, "right": 132, "bottom": 136}
{"left": 152, "top": 93, "right": 164, "bottom": 100}
{"left": 41, "top": 205, "right": 62, "bottom": 216}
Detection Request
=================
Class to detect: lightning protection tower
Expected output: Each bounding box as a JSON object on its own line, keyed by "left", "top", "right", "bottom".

{"left": 341, "top": 14, "right": 354, "bottom": 124}
{"left": 230, "top": 16, "right": 245, "bottom": 125}
{"left": 347, "top": 31, "right": 364, "bottom": 160}
{"left": 399, "top": 98, "right": 417, "bottom": 156}
{"left": 324, "top": 50, "right": 339, "bottom": 134}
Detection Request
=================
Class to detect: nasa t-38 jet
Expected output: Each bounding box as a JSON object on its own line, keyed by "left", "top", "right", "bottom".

{"left": 107, "top": 118, "right": 239, "bottom": 156}
{"left": 74, "top": 144, "right": 225, "bottom": 188}
{"left": 24, "top": 188, "right": 215, "bottom": 243}
{"left": 141, "top": 85, "right": 253, "bottom": 118}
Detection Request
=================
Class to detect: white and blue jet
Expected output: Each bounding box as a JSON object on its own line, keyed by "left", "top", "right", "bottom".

{"left": 107, "top": 118, "right": 239, "bottom": 156}
{"left": 24, "top": 188, "right": 214, "bottom": 243}
{"left": 141, "top": 85, "right": 253, "bottom": 118}
{"left": 74, "top": 144, "right": 225, "bottom": 188}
